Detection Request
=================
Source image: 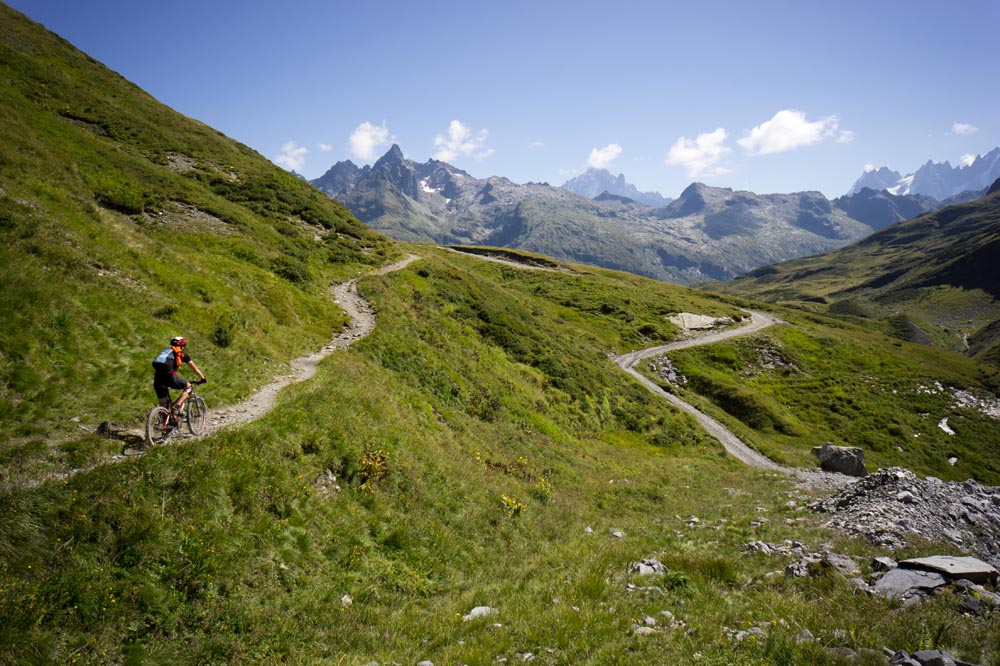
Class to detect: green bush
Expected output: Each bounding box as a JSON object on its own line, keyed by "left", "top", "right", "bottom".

{"left": 95, "top": 183, "right": 145, "bottom": 214}
{"left": 271, "top": 256, "right": 311, "bottom": 284}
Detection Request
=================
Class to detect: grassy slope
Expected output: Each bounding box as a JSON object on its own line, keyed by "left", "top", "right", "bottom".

{"left": 0, "top": 5, "right": 396, "bottom": 445}
{"left": 3, "top": 247, "right": 999, "bottom": 665}
{"left": 655, "top": 310, "right": 1000, "bottom": 484}
{"left": 713, "top": 189, "right": 1000, "bottom": 362}
{"left": 2, "top": 5, "right": 1000, "bottom": 664}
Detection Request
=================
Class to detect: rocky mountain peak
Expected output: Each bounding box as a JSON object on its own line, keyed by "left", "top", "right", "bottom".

{"left": 311, "top": 159, "right": 368, "bottom": 199}
{"left": 383, "top": 143, "right": 405, "bottom": 162}
{"left": 671, "top": 182, "right": 717, "bottom": 216}
{"left": 320, "top": 147, "right": 877, "bottom": 285}
{"left": 370, "top": 144, "right": 419, "bottom": 198}
{"left": 847, "top": 147, "right": 1000, "bottom": 199}
{"left": 562, "top": 168, "right": 671, "bottom": 207}
{"left": 847, "top": 167, "right": 905, "bottom": 196}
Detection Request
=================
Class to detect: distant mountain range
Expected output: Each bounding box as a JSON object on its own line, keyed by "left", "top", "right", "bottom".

{"left": 560, "top": 168, "right": 672, "bottom": 207}
{"left": 312, "top": 147, "right": 993, "bottom": 286}
{"left": 847, "top": 147, "right": 1000, "bottom": 199}
{"left": 312, "top": 146, "right": 882, "bottom": 284}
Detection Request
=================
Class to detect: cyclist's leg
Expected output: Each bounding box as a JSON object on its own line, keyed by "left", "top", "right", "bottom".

{"left": 154, "top": 379, "right": 171, "bottom": 408}
{"left": 172, "top": 379, "right": 193, "bottom": 411}
{"left": 153, "top": 381, "right": 172, "bottom": 426}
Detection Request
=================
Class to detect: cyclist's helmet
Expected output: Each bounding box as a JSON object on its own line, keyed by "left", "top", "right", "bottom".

{"left": 170, "top": 336, "right": 187, "bottom": 348}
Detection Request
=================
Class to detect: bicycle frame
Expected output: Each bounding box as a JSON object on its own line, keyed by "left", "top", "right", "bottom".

{"left": 145, "top": 383, "right": 207, "bottom": 447}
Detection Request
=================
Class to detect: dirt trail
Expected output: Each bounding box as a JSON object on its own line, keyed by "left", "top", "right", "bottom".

{"left": 612, "top": 312, "right": 786, "bottom": 471}
{"left": 40, "top": 250, "right": 843, "bottom": 489}
{"left": 612, "top": 313, "right": 848, "bottom": 488}
{"left": 205, "top": 255, "right": 419, "bottom": 432}
{"left": 444, "top": 249, "right": 828, "bottom": 481}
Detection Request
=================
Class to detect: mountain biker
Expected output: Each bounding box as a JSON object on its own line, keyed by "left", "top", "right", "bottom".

{"left": 152, "top": 336, "right": 206, "bottom": 415}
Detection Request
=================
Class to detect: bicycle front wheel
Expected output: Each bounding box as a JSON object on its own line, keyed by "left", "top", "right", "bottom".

{"left": 186, "top": 395, "right": 207, "bottom": 435}
{"left": 146, "top": 406, "right": 172, "bottom": 446}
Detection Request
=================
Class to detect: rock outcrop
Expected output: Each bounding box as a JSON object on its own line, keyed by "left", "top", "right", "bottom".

{"left": 812, "top": 442, "right": 869, "bottom": 477}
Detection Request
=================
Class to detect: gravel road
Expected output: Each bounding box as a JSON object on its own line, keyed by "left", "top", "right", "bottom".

{"left": 611, "top": 312, "right": 850, "bottom": 488}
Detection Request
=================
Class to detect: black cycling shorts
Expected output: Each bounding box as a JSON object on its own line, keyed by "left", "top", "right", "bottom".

{"left": 153, "top": 372, "right": 190, "bottom": 399}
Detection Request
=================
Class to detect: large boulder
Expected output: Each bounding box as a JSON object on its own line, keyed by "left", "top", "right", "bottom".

{"left": 900, "top": 555, "right": 999, "bottom": 585}
{"left": 873, "top": 567, "right": 948, "bottom": 598}
{"left": 812, "top": 443, "right": 869, "bottom": 477}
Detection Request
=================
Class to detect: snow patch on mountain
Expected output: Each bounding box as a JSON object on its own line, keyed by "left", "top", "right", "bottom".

{"left": 887, "top": 175, "right": 915, "bottom": 196}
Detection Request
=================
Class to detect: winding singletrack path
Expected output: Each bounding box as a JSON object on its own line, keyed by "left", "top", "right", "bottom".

{"left": 25, "top": 255, "right": 420, "bottom": 487}
{"left": 54, "top": 250, "right": 844, "bottom": 488}
{"left": 205, "top": 255, "right": 419, "bottom": 432}
{"left": 449, "top": 248, "right": 810, "bottom": 476}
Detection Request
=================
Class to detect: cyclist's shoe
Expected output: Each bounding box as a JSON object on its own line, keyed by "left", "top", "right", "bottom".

{"left": 171, "top": 405, "right": 182, "bottom": 416}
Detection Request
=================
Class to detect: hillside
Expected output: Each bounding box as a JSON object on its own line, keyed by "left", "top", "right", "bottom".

{"left": 714, "top": 183, "right": 1000, "bottom": 364}
{"left": 832, "top": 187, "right": 945, "bottom": 232}
{"left": 3, "top": 5, "right": 1000, "bottom": 665}
{"left": 6, "top": 240, "right": 1000, "bottom": 663}
{"left": 0, "top": 4, "right": 395, "bottom": 439}
{"left": 319, "top": 147, "right": 876, "bottom": 285}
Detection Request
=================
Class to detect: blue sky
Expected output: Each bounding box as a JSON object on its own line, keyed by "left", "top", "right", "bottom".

{"left": 8, "top": 0, "right": 999, "bottom": 198}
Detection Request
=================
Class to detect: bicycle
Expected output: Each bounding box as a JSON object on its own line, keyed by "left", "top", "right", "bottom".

{"left": 145, "top": 380, "right": 208, "bottom": 447}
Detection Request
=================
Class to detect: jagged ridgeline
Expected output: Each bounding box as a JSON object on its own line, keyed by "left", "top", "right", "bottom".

{"left": 318, "top": 147, "right": 878, "bottom": 285}
{"left": 0, "top": 5, "right": 395, "bottom": 435}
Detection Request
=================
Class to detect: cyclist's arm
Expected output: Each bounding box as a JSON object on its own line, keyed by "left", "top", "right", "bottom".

{"left": 187, "top": 360, "right": 206, "bottom": 382}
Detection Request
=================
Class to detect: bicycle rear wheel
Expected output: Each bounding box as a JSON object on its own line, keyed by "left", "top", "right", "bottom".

{"left": 145, "top": 406, "right": 172, "bottom": 446}
{"left": 186, "top": 395, "right": 207, "bottom": 435}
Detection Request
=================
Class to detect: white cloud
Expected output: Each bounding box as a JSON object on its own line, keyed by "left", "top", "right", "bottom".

{"left": 951, "top": 122, "right": 978, "bottom": 136}
{"left": 836, "top": 129, "right": 855, "bottom": 144}
{"left": 665, "top": 128, "right": 731, "bottom": 177}
{"left": 349, "top": 121, "right": 390, "bottom": 161}
{"left": 864, "top": 162, "right": 876, "bottom": 172}
{"left": 318, "top": 143, "right": 333, "bottom": 152}
{"left": 587, "top": 143, "right": 623, "bottom": 169}
{"left": 528, "top": 140, "right": 545, "bottom": 149}
{"left": 274, "top": 140, "right": 308, "bottom": 172}
{"left": 738, "top": 109, "right": 840, "bottom": 155}
{"left": 433, "top": 120, "right": 493, "bottom": 162}
{"left": 961, "top": 153, "right": 977, "bottom": 167}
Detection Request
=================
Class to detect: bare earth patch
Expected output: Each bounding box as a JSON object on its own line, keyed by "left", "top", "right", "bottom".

{"left": 142, "top": 201, "right": 235, "bottom": 236}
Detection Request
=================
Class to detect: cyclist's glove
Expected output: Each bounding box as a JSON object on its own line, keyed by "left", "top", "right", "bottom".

{"left": 198, "top": 378, "right": 207, "bottom": 384}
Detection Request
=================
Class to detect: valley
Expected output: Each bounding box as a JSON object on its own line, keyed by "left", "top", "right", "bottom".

{"left": 2, "top": 4, "right": 999, "bottom": 664}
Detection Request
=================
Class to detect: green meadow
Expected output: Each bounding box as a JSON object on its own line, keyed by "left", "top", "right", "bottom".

{"left": 2, "top": 5, "right": 999, "bottom": 663}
